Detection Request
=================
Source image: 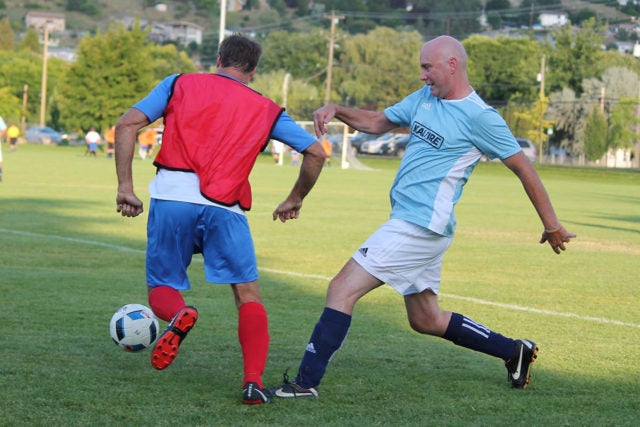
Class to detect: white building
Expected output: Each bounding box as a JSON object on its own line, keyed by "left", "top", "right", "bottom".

{"left": 25, "top": 11, "right": 65, "bottom": 32}
{"left": 539, "top": 11, "right": 568, "bottom": 28}
{"left": 603, "top": 148, "right": 634, "bottom": 168}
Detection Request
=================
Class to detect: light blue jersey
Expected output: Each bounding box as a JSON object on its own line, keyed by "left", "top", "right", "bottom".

{"left": 384, "top": 86, "right": 521, "bottom": 237}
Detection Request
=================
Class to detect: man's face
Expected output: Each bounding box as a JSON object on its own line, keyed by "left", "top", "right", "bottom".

{"left": 419, "top": 44, "right": 451, "bottom": 99}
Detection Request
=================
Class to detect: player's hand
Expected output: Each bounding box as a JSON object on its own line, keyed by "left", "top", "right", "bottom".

{"left": 116, "top": 192, "right": 144, "bottom": 217}
{"left": 272, "top": 199, "right": 302, "bottom": 223}
{"left": 539, "top": 225, "right": 576, "bottom": 254}
{"left": 312, "top": 105, "right": 337, "bottom": 137}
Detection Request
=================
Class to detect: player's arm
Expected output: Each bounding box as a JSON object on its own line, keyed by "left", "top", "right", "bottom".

{"left": 313, "top": 104, "right": 396, "bottom": 137}
{"left": 272, "top": 140, "right": 326, "bottom": 223}
{"left": 115, "top": 108, "right": 149, "bottom": 217}
{"left": 501, "top": 151, "right": 576, "bottom": 254}
{"left": 270, "top": 113, "right": 326, "bottom": 222}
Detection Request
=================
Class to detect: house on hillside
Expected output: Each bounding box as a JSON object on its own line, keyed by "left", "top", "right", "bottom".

{"left": 227, "top": 0, "right": 270, "bottom": 11}
{"left": 539, "top": 11, "right": 568, "bottom": 28}
{"left": 148, "top": 21, "right": 203, "bottom": 46}
{"left": 25, "top": 11, "right": 65, "bottom": 32}
{"left": 166, "top": 21, "right": 203, "bottom": 45}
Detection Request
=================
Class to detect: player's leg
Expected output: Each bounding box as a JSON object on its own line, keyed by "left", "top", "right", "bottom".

{"left": 230, "top": 281, "right": 271, "bottom": 404}
{"left": 198, "top": 206, "right": 271, "bottom": 403}
{"left": 145, "top": 199, "right": 199, "bottom": 370}
{"left": 274, "top": 258, "right": 384, "bottom": 398}
{"left": 404, "top": 291, "right": 538, "bottom": 389}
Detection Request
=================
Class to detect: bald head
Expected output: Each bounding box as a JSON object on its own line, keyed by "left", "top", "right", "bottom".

{"left": 419, "top": 35, "right": 471, "bottom": 100}
{"left": 423, "top": 36, "right": 468, "bottom": 70}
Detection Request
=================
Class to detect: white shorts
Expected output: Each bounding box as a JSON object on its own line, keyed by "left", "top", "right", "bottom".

{"left": 352, "top": 219, "right": 452, "bottom": 296}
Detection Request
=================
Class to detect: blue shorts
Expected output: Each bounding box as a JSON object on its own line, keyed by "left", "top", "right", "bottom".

{"left": 146, "top": 199, "right": 258, "bottom": 290}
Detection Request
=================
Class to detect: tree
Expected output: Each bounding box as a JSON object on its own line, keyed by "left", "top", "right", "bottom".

{"left": 0, "top": 86, "right": 22, "bottom": 122}
{"left": 251, "top": 70, "right": 321, "bottom": 119}
{"left": 57, "top": 22, "right": 154, "bottom": 133}
{"left": 0, "top": 18, "right": 14, "bottom": 51}
{"left": 485, "top": 0, "right": 511, "bottom": 30}
{"left": 583, "top": 108, "right": 608, "bottom": 162}
{"left": 464, "top": 35, "right": 542, "bottom": 103}
{"left": 261, "top": 30, "right": 328, "bottom": 81}
{"left": 17, "top": 28, "right": 41, "bottom": 53}
{"left": 336, "top": 27, "right": 423, "bottom": 109}
{"left": 608, "top": 98, "right": 639, "bottom": 156}
{"left": 546, "top": 87, "right": 587, "bottom": 159}
{"left": 0, "top": 49, "right": 68, "bottom": 125}
{"left": 410, "top": 0, "right": 483, "bottom": 38}
{"left": 147, "top": 43, "right": 197, "bottom": 83}
{"left": 66, "top": 0, "right": 101, "bottom": 17}
{"left": 546, "top": 18, "right": 607, "bottom": 96}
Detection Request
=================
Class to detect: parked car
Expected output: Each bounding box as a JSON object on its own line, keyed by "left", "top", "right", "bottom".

{"left": 481, "top": 137, "right": 538, "bottom": 163}
{"left": 360, "top": 133, "right": 404, "bottom": 155}
{"left": 516, "top": 137, "right": 537, "bottom": 163}
{"left": 348, "top": 132, "right": 378, "bottom": 155}
{"left": 24, "top": 126, "right": 63, "bottom": 144}
{"left": 391, "top": 134, "right": 411, "bottom": 158}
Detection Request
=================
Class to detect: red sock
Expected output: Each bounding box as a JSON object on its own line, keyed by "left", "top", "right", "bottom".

{"left": 148, "top": 286, "right": 185, "bottom": 322}
{"left": 238, "top": 302, "right": 270, "bottom": 387}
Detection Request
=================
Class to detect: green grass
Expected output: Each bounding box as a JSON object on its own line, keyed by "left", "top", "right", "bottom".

{"left": 1, "top": 144, "right": 639, "bottom": 426}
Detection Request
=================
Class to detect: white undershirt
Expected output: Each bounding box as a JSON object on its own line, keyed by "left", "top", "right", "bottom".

{"left": 148, "top": 169, "right": 244, "bottom": 215}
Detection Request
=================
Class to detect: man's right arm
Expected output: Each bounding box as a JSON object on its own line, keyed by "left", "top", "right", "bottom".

{"left": 272, "top": 141, "right": 325, "bottom": 223}
{"left": 115, "top": 108, "right": 149, "bottom": 217}
{"left": 313, "top": 104, "right": 396, "bottom": 137}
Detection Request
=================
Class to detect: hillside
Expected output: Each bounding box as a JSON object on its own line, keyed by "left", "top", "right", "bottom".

{"left": 1, "top": 0, "right": 632, "bottom": 37}
{"left": 2, "top": 0, "right": 222, "bottom": 32}
{"left": 560, "top": 0, "right": 629, "bottom": 22}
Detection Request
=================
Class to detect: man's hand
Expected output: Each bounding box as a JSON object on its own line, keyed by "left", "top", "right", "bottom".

{"left": 312, "top": 104, "right": 338, "bottom": 137}
{"left": 116, "top": 192, "right": 144, "bottom": 217}
{"left": 539, "top": 225, "right": 576, "bottom": 254}
{"left": 272, "top": 198, "right": 302, "bottom": 223}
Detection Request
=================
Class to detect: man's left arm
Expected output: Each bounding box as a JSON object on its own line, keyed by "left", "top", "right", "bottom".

{"left": 502, "top": 152, "right": 576, "bottom": 254}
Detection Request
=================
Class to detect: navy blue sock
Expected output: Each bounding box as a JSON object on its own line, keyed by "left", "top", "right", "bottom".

{"left": 296, "top": 307, "right": 351, "bottom": 389}
{"left": 443, "top": 312, "right": 516, "bottom": 360}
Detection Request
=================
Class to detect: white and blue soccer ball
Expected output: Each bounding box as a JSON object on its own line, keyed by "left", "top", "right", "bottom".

{"left": 110, "top": 304, "right": 159, "bottom": 352}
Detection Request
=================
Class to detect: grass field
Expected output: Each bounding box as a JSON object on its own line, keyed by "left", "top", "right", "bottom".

{"left": 1, "top": 143, "right": 638, "bottom": 426}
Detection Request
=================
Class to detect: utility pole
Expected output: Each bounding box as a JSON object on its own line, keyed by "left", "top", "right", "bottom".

{"left": 21, "top": 84, "right": 28, "bottom": 135}
{"left": 636, "top": 86, "right": 640, "bottom": 168}
{"left": 537, "top": 54, "right": 545, "bottom": 163}
{"left": 324, "top": 11, "right": 344, "bottom": 106}
{"left": 219, "top": 0, "right": 227, "bottom": 46}
{"left": 40, "top": 23, "right": 50, "bottom": 127}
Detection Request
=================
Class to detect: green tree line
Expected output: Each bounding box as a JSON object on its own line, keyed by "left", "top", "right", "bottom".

{"left": 0, "top": 16, "right": 637, "bottom": 163}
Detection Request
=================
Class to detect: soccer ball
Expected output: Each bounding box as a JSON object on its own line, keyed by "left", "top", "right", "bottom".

{"left": 110, "top": 304, "right": 159, "bottom": 352}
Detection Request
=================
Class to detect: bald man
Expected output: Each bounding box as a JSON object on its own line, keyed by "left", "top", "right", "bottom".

{"left": 272, "top": 35, "right": 575, "bottom": 399}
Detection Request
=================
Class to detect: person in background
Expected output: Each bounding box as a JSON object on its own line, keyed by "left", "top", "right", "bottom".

{"left": 85, "top": 127, "right": 101, "bottom": 157}
{"left": 272, "top": 35, "right": 575, "bottom": 399}
{"left": 137, "top": 127, "right": 157, "bottom": 160}
{"left": 0, "top": 116, "right": 5, "bottom": 182}
{"left": 321, "top": 137, "right": 332, "bottom": 167}
{"left": 7, "top": 124, "right": 20, "bottom": 152}
{"left": 104, "top": 126, "right": 116, "bottom": 159}
{"left": 114, "top": 34, "right": 326, "bottom": 405}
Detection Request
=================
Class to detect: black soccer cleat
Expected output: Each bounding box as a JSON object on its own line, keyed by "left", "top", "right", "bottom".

{"left": 272, "top": 371, "right": 319, "bottom": 399}
{"left": 242, "top": 382, "right": 272, "bottom": 405}
{"left": 505, "top": 339, "right": 539, "bottom": 389}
